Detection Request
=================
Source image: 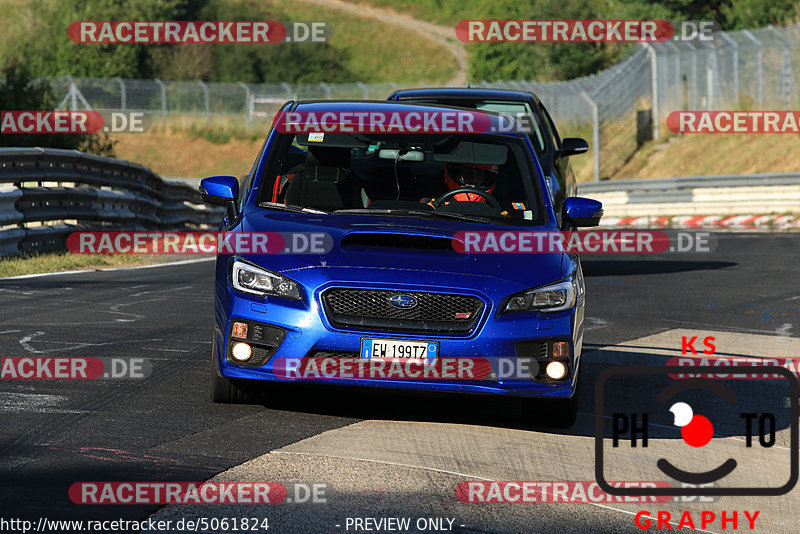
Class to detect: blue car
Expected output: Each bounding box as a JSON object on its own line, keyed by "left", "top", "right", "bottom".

{"left": 387, "top": 88, "right": 589, "bottom": 223}
{"left": 200, "top": 101, "right": 602, "bottom": 427}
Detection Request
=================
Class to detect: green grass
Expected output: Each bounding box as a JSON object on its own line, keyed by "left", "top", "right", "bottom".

{"left": 349, "top": 0, "right": 486, "bottom": 25}
{"left": 0, "top": 251, "right": 181, "bottom": 278}
{"left": 268, "top": 0, "right": 456, "bottom": 83}
{"left": 1, "top": 0, "right": 457, "bottom": 86}
{"left": 186, "top": 124, "right": 261, "bottom": 144}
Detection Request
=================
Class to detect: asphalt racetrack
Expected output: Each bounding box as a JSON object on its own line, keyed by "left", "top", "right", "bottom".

{"left": 0, "top": 232, "right": 797, "bottom": 533}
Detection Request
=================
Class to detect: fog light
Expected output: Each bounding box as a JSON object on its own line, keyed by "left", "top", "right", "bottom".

{"left": 545, "top": 361, "right": 567, "bottom": 380}
{"left": 231, "top": 342, "right": 252, "bottom": 362}
{"left": 553, "top": 341, "right": 569, "bottom": 358}
{"left": 232, "top": 321, "right": 248, "bottom": 339}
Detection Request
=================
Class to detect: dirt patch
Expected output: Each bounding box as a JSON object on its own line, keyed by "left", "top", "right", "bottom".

{"left": 110, "top": 130, "right": 263, "bottom": 178}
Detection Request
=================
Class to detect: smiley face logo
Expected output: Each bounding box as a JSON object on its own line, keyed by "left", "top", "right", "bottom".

{"left": 594, "top": 365, "right": 799, "bottom": 497}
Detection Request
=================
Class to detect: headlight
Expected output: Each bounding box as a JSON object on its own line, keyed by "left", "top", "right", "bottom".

{"left": 504, "top": 278, "right": 576, "bottom": 313}
{"left": 231, "top": 259, "right": 301, "bottom": 300}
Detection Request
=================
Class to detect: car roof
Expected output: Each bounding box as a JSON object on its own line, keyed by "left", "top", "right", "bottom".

{"left": 288, "top": 100, "right": 525, "bottom": 137}
{"left": 388, "top": 88, "right": 539, "bottom": 103}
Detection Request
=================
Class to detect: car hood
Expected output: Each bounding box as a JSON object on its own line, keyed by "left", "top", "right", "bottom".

{"left": 241, "top": 211, "right": 566, "bottom": 292}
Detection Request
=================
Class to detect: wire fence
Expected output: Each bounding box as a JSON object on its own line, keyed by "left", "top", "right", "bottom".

{"left": 47, "top": 23, "right": 799, "bottom": 181}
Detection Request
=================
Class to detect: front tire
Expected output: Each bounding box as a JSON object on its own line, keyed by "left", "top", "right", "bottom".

{"left": 209, "top": 345, "right": 255, "bottom": 404}
{"left": 522, "top": 382, "right": 580, "bottom": 428}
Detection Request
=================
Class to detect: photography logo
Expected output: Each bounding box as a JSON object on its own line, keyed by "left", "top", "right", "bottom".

{"left": 594, "top": 366, "right": 798, "bottom": 496}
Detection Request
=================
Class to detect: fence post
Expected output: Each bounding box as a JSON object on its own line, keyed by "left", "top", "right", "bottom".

{"left": 115, "top": 77, "right": 127, "bottom": 111}
{"left": 581, "top": 91, "right": 600, "bottom": 182}
{"left": 319, "top": 82, "right": 331, "bottom": 99}
{"left": 767, "top": 26, "right": 796, "bottom": 110}
{"left": 69, "top": 76, "right": 78, "bottom": 111}
{"left": 704, "top": 42, "right": 716, "bottom": 110}
{"left": 719, "top": 32, "right": 739, "bottom": 106}
{"left": 666, "top": 42, "right": 681, "bottom": 110}
{"left": 238, "top": 82, "right": 252, "bottom": 130}
{"left": 356, "top": 81, "right": 369, "bottom": 99}
{"left": 741, "top": 30, "right": 762, "bottom": 106}
{"left": 683, "top": 41, "right": 698, "bottom": 110}
{"left": 56, "top": 76, "right": 76, "bottom": 110}
{"left": 280, "top": 82, "right": 293, "bottom": 99}
{"left": 154, "top": 78, "right": 167, "bottom": 128}
{"left": 642, "top": 43, "right": 659, "bottom": 140}
{"left": 198, "top": 81, "right": 210, "bottom": 126}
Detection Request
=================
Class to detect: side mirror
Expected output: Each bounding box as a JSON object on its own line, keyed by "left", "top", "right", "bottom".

{"left": 558, "top": 137, "right": 589, "bottom": 157}
{"left": 563, "top": 197, "right": 603, "bottom": 227}
{"left": 200, "top": 175, "right": 239, "bottom": 221}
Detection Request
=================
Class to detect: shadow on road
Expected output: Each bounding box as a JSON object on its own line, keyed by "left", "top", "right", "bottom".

{"left": 582, "top": 259, "right": 737, "bottom": 277}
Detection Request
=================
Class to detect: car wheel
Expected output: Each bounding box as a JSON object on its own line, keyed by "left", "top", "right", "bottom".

{"left": 209, "top": 345, "right": 256, "bottom": 404}
{"left": 522, "top": 383, "right": 580, "bottom": 428}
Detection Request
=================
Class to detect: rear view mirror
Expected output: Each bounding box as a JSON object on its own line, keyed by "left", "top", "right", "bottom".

{"left": 563, "top": 196, "right": 603, "bottom": 227}
{"left": 558, "top": 138, "right": 589, "bottom": 157}
{"left": 434, "top": 141, "right": 508, "bottom": 165}
{"left": 378, "top": 149, "right": 424, "bottom": 161}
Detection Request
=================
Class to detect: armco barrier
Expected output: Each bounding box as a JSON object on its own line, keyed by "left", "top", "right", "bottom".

{"left": 0, "top": 147, "right": 225, "bottom": 256}
{"left": 578, "top": 173, "right": 800, "bottom": 220}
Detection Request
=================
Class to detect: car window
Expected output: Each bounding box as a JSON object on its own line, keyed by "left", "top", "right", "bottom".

{"left": 258, "top": 131, "right": 545, "bottom": 226}
{"left": 473, "top": 101, "right": 547, "bottom": 154}
{"left": 539, "top": 103, "right": 562, "bottom": 149}
{"left": 396, "top": 98, "right": 547, "bottom": 155}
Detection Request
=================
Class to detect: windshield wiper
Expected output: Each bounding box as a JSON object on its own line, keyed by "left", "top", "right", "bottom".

{"left": 258, "top": 202, "right": 329, "bottom": 214}
{"left": 333, "top": 208, "right": 496, "bottom": 224}
{"left": 409, "top": 210, "right": 496, "bottom": 224}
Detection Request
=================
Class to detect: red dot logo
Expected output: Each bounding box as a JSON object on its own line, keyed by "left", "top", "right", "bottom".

{"left": 670, "top": 402, "right": 714, "bottom": 447}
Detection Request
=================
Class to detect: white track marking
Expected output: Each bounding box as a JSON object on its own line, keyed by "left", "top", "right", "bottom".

{"left": 270, "top": 449, "right": 720, "bottom": 534}
{"left": 0, "top": 257, "right": 213, "bottom": 280}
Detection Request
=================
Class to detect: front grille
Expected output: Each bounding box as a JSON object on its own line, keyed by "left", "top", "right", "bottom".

{"left": 306, "top": 350, "right": 359, "bottom": 358}
{"left": 322, "top": 288, "right": 484, "bottom": 334}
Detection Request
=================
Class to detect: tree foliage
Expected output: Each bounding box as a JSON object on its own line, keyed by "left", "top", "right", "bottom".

{"left": 468, "top": 0, "right": 798, "bottom": 82}
{"left": 8, "top": 0, "right": 355, "bottom": 83}
{"left": 0, "top": 65, "right": 116, "bottom": 155}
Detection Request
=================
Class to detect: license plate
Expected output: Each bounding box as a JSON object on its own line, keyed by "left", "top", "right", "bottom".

{"left": 361, "top": 338, "right": 438, "bottom": 363}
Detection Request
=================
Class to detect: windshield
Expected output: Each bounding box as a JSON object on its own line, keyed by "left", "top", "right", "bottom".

{"left": 397, "top": 98, "right": 547, "bottom": 154}
{"left": 258, "top": 130, "right": 545, "bottom": 225}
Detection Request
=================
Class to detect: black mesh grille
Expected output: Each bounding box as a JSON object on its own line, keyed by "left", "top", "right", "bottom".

{"left": 306, "top": 350, "right": 359, "bottom": 358}
{"left": 322, "top": 288, "right": 483, "bottom": 334}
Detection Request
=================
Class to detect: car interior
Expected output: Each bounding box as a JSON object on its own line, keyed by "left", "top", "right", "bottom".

{"left": 263, "top": 132, "right": 543, "bottom": 224}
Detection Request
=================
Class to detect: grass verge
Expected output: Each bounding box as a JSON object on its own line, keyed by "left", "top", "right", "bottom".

{"left": 0, "top": 251, "right": 189, "bottom": 278}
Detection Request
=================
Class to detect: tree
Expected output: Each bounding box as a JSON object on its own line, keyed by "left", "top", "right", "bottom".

{"left": 0, "top": 65, "right": 116, "bottom": 155}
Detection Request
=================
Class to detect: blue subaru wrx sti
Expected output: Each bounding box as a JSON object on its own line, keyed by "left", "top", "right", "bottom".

{"left": 200, "top": 101, "right": 602, "bottom": 427}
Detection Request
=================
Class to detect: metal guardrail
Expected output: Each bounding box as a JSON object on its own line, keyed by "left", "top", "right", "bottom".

{"left": 578, "top": 173, "right": 800, "bottom": 218}
{"left": 578, "top": 172, "right": 800, "bottom": 194}
{"left": 0, "top": 147, "right": 225, "bottom": 256}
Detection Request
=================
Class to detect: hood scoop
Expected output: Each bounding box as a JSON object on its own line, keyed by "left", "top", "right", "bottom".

{"left": 340, "top": 232, "right": 458, "bottom": 253}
